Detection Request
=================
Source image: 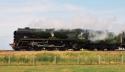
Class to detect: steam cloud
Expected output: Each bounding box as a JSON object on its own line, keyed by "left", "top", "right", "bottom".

{"left": 28, "top": 15, "right": 117, "bottom": 41}
{"left": 28, "top": 15, "right": 118, "bottom": 32}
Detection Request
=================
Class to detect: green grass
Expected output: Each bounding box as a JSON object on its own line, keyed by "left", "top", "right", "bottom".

{"left": 0, "top": 65, "right": 125, "bottom": 72}
{"left": 0, "top": 51, "right": 125, "bottom": 65}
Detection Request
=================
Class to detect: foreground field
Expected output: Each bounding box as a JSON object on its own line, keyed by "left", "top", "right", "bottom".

{"left": 0, "top": 51, "right": 125, "bottom": 65}
{"left": 0, "top": 51, "right": 125, "bottom": 72}
{"left": 0, "top": 51, "right": 124, "bottom": 56}
{"left": 0, "top": 65, "right": 125, "bottom": 72}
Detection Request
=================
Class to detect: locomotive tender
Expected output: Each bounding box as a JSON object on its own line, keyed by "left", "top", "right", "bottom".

{"left": 10, "top": 27, "right": 125, "bottom": 51}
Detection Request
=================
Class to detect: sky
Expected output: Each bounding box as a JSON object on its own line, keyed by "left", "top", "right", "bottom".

{"left": 0, "top": 0, "right": 125, "bottom": 50}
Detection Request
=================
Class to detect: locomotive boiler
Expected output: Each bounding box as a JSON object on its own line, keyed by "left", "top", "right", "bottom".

{"left": 11, "top": 27, "right": 88, "bottom": 51}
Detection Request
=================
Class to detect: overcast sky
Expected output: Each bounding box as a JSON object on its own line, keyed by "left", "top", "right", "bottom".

{"left": 0, "top": 0, "right": 125, "bottom": 50}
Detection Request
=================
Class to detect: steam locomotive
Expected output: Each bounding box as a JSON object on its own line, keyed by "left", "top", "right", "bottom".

{"left": 10, "top": 27, "right": 125, "bottom": 51}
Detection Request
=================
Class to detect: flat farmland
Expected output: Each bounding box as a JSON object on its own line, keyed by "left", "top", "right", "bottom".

{"left": 0, "top": 51, "right": 125, "bottom": 65}
{"left": 0, "top": 51, "right": 124, "bottom": 56}
{"left": 0, "top": 51, "right": 125, "bottom": 72}
{"left": 0, "top": 65, "right": 125, "bottom": 72}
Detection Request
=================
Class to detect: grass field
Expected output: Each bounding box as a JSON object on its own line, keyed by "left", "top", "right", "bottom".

{"left": 0, "top": 65, "right": 125, "bottom": 72}
{"left": 0, "top": 51, "right": 125, "bottom": 65}
{"left": 0, "top": 51, "right": 125, "bottom": 72}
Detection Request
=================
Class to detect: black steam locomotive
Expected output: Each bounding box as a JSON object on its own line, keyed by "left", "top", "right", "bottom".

{"left": 10, "top": 27, "right": 125, "bottom": 51}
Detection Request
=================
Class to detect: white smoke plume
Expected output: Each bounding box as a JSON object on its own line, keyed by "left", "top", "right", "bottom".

{"left": 28, "top": 15, "right": 118, "bottom": 32}
{"left": 27, "top": 3, "right": 123, "bottom": 34}
{"left": 28, "top": 15, "right": 117, "bottom": 41}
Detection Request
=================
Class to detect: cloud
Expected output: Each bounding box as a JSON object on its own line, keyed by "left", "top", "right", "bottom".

{"left": 0, "top": 3, "right": 51, "bottom": 14}
{"left": 28, "top": 15, "right": 117, "bottom": 30}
